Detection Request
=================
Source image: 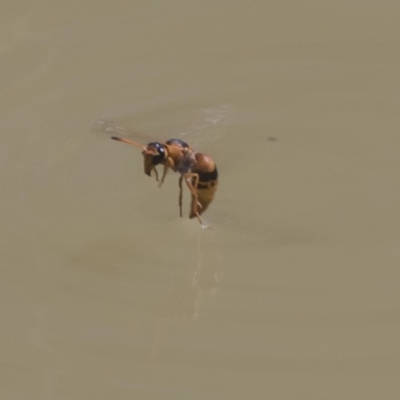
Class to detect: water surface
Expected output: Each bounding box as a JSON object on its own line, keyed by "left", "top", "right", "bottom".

{"left": 1, "top": 1, "right": 400, "bottom": 399}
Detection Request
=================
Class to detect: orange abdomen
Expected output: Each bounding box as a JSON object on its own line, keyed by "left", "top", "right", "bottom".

{"left": 189, "top": 180, "right": 218, "bottom": 218}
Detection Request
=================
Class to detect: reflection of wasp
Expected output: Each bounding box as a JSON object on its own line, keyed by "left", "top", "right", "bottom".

{"left": 111, "top": 134, "right": 218, "bottom": 228}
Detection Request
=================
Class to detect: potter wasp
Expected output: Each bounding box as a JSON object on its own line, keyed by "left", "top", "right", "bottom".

{"left": 101, "top": 122, "right": 218, "bottom": 228}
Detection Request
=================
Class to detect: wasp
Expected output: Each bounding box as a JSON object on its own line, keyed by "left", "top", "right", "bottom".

{"left": 110, "top": 133, "right": 218, "bottom": 228}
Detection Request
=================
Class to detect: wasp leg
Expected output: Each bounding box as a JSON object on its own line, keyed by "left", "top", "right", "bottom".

{"left": 183, "top": 173, "right": 204, "bottom": 227}
{"left": 158, "top": 165, "right": 168, "bottom": 187}
{"left": 159, "top": 157, "right": 174, "bottom": 188}
{"left": 178, "top": 175, "right": 183, "bottom": 217}
{"left": 152, "top": 167, "right": 159, "bottom": 182}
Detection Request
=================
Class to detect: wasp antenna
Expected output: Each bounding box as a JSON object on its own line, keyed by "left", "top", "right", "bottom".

{"left": 111, "top": 136, "right": 146, "bottom": 150}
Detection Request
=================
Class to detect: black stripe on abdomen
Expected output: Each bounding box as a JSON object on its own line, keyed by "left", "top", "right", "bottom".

{"left": 192, "top": 166, "right": 218, "bottom": 182}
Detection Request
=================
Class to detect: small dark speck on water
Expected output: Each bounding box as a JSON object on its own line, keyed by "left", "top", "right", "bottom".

{"left": 267, "top": 137, "right": 277, "bottom": 142}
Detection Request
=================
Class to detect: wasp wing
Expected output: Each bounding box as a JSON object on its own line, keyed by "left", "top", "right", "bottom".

{"left": 92, "top": 120, "right": 161, "bottom": 145}
{"left": 177, "top": 104, "right": 232, "bottom": 149}
{"left": 93, "top": 104, "right": 232, "bottom": 149}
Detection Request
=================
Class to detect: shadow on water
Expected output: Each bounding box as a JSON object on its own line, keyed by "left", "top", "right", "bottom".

{"left": 148, "top": 230, "right": 221, "bottom": 360}
{"left": 68, "top": 225, "right": 222, "bottom": 361}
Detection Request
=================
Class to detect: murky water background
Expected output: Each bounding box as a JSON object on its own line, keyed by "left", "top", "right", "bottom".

{"left": 1, "top": 1, "right": 399, "bottom": 399}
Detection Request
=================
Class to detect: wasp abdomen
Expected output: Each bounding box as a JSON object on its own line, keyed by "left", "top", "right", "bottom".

{"left": 189, "top": 166, "right": 218, "bottom": 218}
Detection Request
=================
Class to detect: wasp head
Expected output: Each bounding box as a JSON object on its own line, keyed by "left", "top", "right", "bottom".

{"left": 142, "top": 142, "right": 166, "bottom": 176}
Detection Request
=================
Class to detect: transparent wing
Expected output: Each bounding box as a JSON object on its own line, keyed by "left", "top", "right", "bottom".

{"left": 177, "top": 104, "right": 233, "bottom": 148}
{"left": 92, "top": 119, "right": 158, "bottom": 144}
{"left": 93, "top": 103, "right": 233, "bottom": 149}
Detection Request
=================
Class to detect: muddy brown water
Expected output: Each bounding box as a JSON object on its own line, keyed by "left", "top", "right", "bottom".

{"left": 1, "top": 1, "right": 400, "bottom": 399}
